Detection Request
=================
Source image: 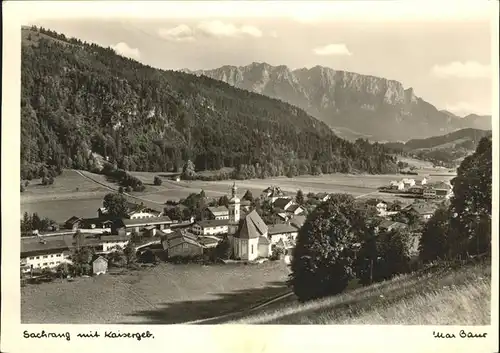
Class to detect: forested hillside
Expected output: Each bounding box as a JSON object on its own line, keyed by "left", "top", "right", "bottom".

{"left": 21, "top": 26, "right": 397, "bottom": 180}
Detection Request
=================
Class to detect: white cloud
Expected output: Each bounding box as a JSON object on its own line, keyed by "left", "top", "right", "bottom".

{"left": 111, "top": 42, "right": 140, "bottom": 60}
{"left": 313, "top": 43, "right": 352, "bottom": 56}
{"left": 431, "top": 61, "right": 491, "bottom": 79}
{"left": 158, "top": 24, "right": 195, "bottom": 42}
{"left": 196, "top": 20, "right": 262, "bottom": 38}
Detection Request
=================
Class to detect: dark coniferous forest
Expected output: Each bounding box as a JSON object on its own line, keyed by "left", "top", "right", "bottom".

{"left": 21, "top": 26, "right": 398, "bottom": 180}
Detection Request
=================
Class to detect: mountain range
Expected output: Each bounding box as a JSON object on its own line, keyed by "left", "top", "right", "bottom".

{"left": 20, "top": 26, "right": 398, "bottom": 180}
{"left": 184, "top": 63, "right": 492, "bottom": 142}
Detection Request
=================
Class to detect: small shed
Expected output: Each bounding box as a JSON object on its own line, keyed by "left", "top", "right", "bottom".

{"left": 92, "top": 256, "right": 108, "bottom": 275}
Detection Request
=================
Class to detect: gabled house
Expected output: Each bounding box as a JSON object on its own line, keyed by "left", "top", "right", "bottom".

{"left": 206, "top": 206, "right": 229, "bottom": 220}
{"left": 378, "top": 220, "right": 408, "bottom": 232}
{"left": 92, "top": 256, "right": 108, "bottom": 275}
{"left": 390, "top": 181, "right": 405, "bottom": 190}
{"left": 262, "top": 186, "right": 286, "bottom": 203}
{"left": 314, "top": 193, "right": 331, "bottom": 202}
{"left": 404, "top": 203, "right": 437, "bottom": 221}
{"left": 115, "top": 216, "right": 173, "bottom": 234}
{"left": 98, "top": 202, "right": 163, "bottom": 220}
{"left": 287, "top": 203, "right": 304, "bottom": 216}
{"left": 402, "top": 178, "right": 416, "bottom": 188}
{"left": 267, "top": 223, "right": 298, "bottom": 245}
{"left": 272, "top": 197, "right": 294, "bottom": 210}
{"left": 191, "top": 219, "right": 229, "bottom": 236}
{"left": 164, "top": 234, "right": 204, "bottom": 258}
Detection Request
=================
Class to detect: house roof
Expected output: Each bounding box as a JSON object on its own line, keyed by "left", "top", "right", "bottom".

{"left": 258, "top": 236, "right": 270, "bottom": 245}
{"left": 197, "top": 236, "right": 220, "bottom": 246}
{"left": 287, "top": 204, "right": 302, "bottom": 213}
{"left": 268, "top": 223, "right": 299, "bottom": 235}
{"left": 290, "top": 215, "right": 306, "bottom": 229}
{"left": 21, "top": 234, "right": 129, "bottom": 255}
{"left": 121, "top": 216, "right": 173, "bottom": 227}
{"left": 237, "top": 210, "right": 268, "bottom": 239}
{"left": 379, "top": 220, "right": 408, "bottom": 230}
{"left": 315, "top": 193, "right": 329, "bottom": 199}
{"left": 167, "top": 235, "right": 202, "bottom": 249}
{"left": 405, "top": 203, "right": 437, "bottom": 215}
{"left": 273, "top": 197, "right": 293, "bottom": 209}
{"left": 428, "top": 181, "right": 452, "bottom": 190}
{"left": 64, "top": 216, "right": 82, "bottom": 225}
{"left": 93, "top": 256, "right": 108, "bottom": 263}
{"left": 207, "top": 206, "right": 229, "bottom": 215}
{"left": 195, "top": 219, "right": 229, "bottom": 228}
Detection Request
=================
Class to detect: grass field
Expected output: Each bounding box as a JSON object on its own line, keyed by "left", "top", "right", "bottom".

{"left": 21, "top": 168, "right": 455, "bottom": 223}
{"left": 222, "top": 259, "right": 491, "bottom": 325}
{"left": 21, "top": 260, "right": 291, "bottom": 324}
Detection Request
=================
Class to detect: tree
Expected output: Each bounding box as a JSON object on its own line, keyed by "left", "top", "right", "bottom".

{"left": 448, "top": 137, "right": 492, "bottom": 258}
{"left": 154, "top": 176, "right": 162, "bottom": 186}
{"left": 215, "top": 236, "right": 232, "bottom": 260}
{"left": 21, "top": 183, "right": 26, "bottom": 192}
{"left": 288, "top": 194, "right": 361, "bottom": 302}
{"left": 118, "top": 186, "right": 124, "bottom": 193}
{"left": 56, "top": 263, "right": 70, "bottom": 279}
{"left": 103, "top": 193, "right": 129, "bottom": 218}
{"left": 242, "top": 190, "right": 254, "bottom": 202}
{"left": 107, "top": 248, "right": 126, "bottom": 267}
{"left": 182, "top": 160, "right": 197, "bottom": 179}
{"left": 295, "top": 189, "right": 304, "bottom": 205}
{"left": 123, "top": 242, "right": 137, "bottom": 266}
{"left": 419, "top": 207, "right": 451, "bottom": 263}
{"left": 218, "top": 195, "right": 230, "bottom": 207}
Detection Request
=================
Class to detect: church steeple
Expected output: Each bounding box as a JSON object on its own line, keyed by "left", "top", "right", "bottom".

{"left": 228, "top": 182, "right": 240, "bottom": 227}
{"left": 231, "top": 182, "right": 237, "bottom": 198}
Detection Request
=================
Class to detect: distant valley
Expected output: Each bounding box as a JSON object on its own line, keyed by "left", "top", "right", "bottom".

{"left": 186, "top": 63, "right": 492, "bottom": 142}
{"left": 383, "top": 128, "right": 492, "bottom": 167}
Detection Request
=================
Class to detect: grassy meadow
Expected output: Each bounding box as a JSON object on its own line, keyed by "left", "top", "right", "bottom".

{"left": 21, "top": 260, "right": 291, "bottom": 324}
{"left": 20, "top": 167, "right": 456, "bottom": 223}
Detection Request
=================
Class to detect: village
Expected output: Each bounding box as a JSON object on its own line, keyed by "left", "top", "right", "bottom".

{"left": 20, "top": 175, "right": 453, "bottom": 279}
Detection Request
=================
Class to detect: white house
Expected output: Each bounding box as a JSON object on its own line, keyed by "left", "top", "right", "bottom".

{"left": 191, "top": 219, "right": 229, "bottom": 236}
{"left": 267, "top": 223, "right": 298, "bottom": 245}
{"left": 390, "top": 180, "right": 405, "bottom": 190}
{"left": 286, "top": 204, "right": 305, "bottom": 216}
{"left": 262, "top": 186, "right": 286, "bottom": 203}
{"left": 232, "top": 210, "right": 270, "bottom": 261}
{"left": 376, "top": 201, "right": 388, "bottom": 216}
{"left": 420, "top": 177, "right": 428, "bottom": 185}
{"left": 402, "top": 178, "right": 416, "bottom": 188}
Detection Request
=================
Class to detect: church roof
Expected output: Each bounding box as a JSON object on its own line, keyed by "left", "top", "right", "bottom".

{"left": 236, "top": 210, "right": 268, "bottom": 239}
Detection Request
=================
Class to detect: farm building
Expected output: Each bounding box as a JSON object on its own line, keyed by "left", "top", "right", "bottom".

{"left": 115, "top": 216, "right": 173, "bottom": 234}
{"left": 92, "top": 256, "right": 108, "bottom": 275}
{"left": 98, "top": 201, "right": 164, "bottom": 220}
{"left": 164, "top": 233, "right": 204, "bottom": 258}
{"left": 287, "top": 203, "right": 304, "bottom": 216}
{"left": 64, "top": 216, "right": 114, "bottom": 232}
{"left": 197, "top": 236, "right": 221, "bottom": 249}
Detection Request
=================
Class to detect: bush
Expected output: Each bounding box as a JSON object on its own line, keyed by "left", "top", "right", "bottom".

{"left": 154, "top": 176, "right": 163, "bottom": 186}
{"left": 270, "top": 245, "right": 285, "bottom": 260}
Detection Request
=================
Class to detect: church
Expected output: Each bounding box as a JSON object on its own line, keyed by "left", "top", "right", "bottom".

{"left": 199, "top": 182, "right": 298, "bottom": 261}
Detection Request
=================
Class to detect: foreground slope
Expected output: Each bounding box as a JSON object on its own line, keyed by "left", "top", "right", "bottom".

{"left": 189, "top": 63, "right": 492, "bottom": 141}
{"left": 218, "top": 259, "right": 490, "bottom": 325}
{"left": 21, "top": 27, "right": 396, "bottom": 178}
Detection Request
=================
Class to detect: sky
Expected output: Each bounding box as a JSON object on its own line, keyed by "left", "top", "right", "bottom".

{"left": 23, "top": 1, "right": 494, "bottom": 117}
